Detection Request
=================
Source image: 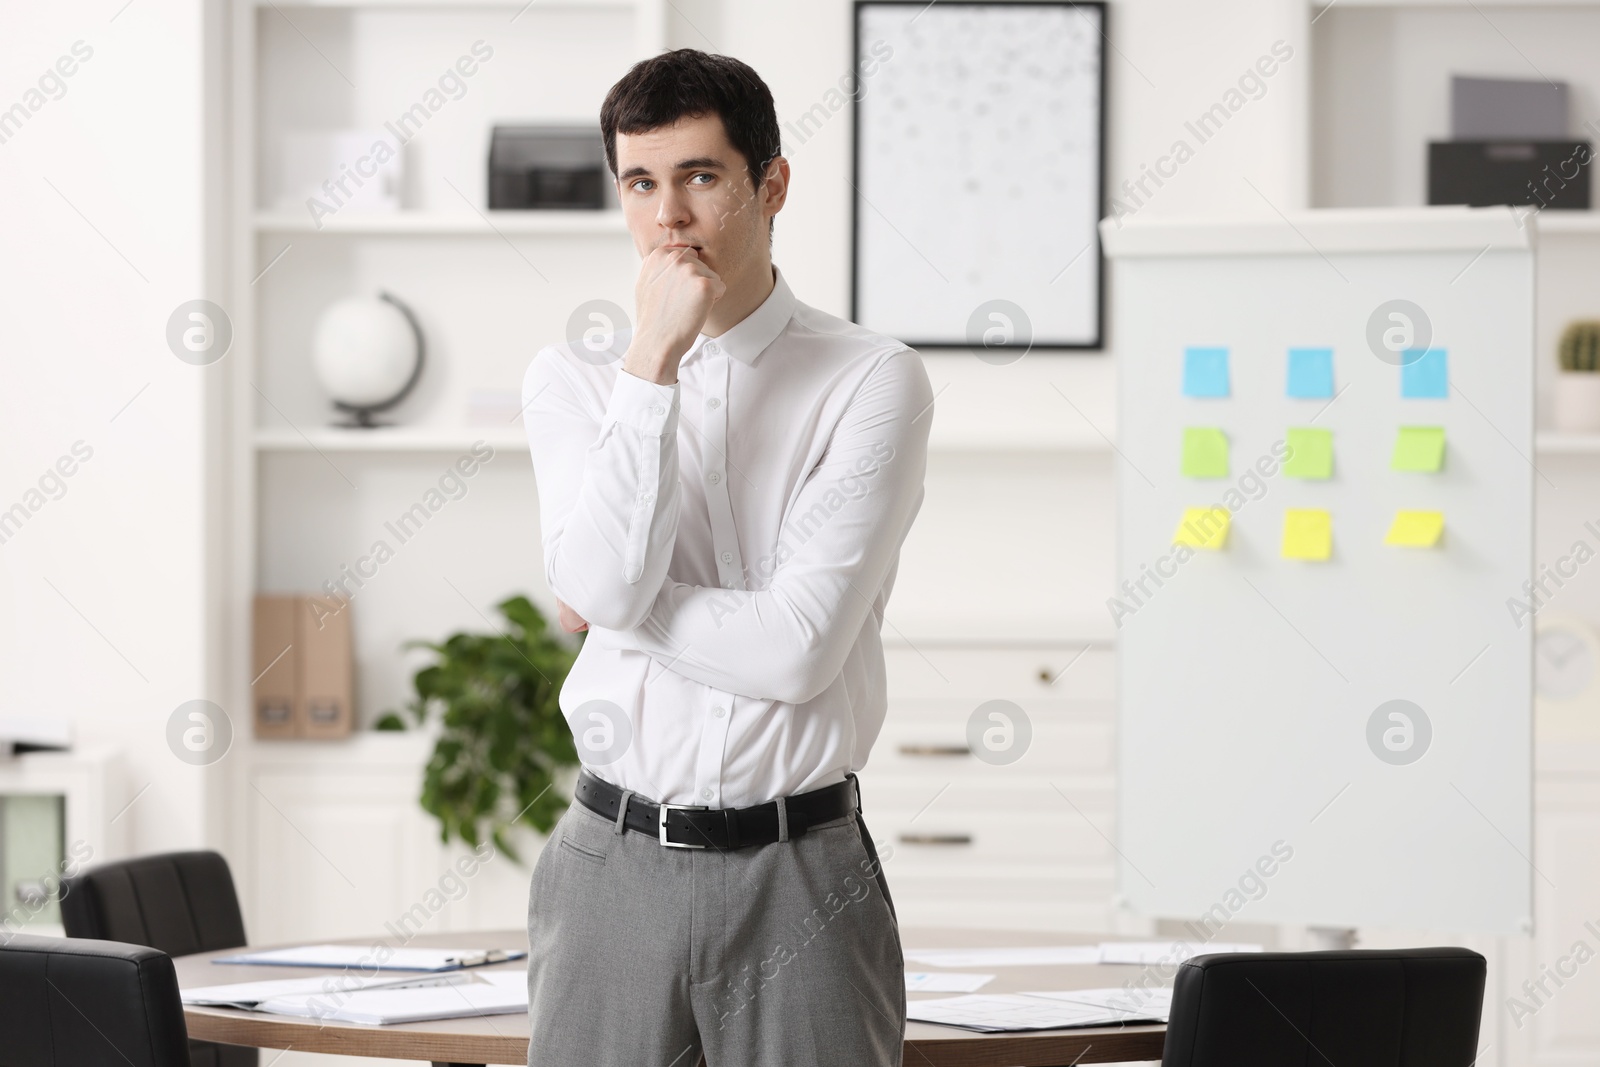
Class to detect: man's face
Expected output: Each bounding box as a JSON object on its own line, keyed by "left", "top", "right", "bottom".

{"left": 614, "top": 112, "right": 777, "bottom": 279}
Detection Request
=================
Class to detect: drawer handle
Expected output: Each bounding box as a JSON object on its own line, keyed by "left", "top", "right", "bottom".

{"left": 898, "top": 833, "right": 973, "bottom": 846}
{"left": 898, "top": 744, "right": 972, "bottom": 757}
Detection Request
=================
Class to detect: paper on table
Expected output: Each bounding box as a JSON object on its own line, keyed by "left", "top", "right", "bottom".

{"left": 1385, "top": 510, "right": 1444, "bottom": 547}
{"left": 1281, "top": 508, "right": 1332, "bottom": 561}
{"left": 211, "top": 945, "right": 525, "bottom": 971}
{"left": 904, "top": 946, "right": 1102, "bottom": 968}
{"left": 1391, "top": 426, "right": 1446, "bottom": 472}
{"left": 1282, "top": 427, "right": 1333, "bottom": 479}
{"left": 906, "top": 971, "right": 995, "bottom": 993}
{"left": 1096, "top": 941, "right": 1263, "bottom": 965}
{"left": 1172, "top": 507, "right": 1229, "bottom": 550}
{"left": 1022, "top": 986, "right": 1173, "bottom": 1020}
{"left": 906, "top": 993, "right": 1164, "bottom": 1033}
{"left": 255, "top": 980, "right": 528, "bottom": 1026}
{"left": 182, "top": 971, "right": 470, "bottom": 1008}
{"left": 473, "top": 968, "right": 529, "bottom": 989}
{"left": 1181, "top": 428, "right": 1229, "bottom": 478}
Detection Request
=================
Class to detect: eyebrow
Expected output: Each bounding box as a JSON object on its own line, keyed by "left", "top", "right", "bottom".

{"left": 617, "top": 157, "right": 729, "bottom": 181}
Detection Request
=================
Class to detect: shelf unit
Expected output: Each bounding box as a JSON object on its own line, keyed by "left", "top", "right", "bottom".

{"left": 254, "top": 210, "right": 630, "bottom": 235}
{"left": 223, "top": 0, "right": 669, "bottom": 956}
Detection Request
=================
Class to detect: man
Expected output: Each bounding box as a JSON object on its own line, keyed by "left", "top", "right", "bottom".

{"left": 521, "top": 48, "right": 932, "bottom": 1067}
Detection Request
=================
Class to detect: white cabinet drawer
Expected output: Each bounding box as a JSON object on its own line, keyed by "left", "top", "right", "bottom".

{"left": 884, "top": 646, "right": 1115, "bottom": 702}
{"left": 867, "top": 699, "right": 1114, "bottom": 776}
{"left": 856, "top": 778, "right": 1116, "bottom": 867}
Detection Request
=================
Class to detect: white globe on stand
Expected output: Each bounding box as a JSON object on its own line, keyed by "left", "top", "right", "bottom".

{"left": 311, "top": 296, "right": 420, "bottom": 409}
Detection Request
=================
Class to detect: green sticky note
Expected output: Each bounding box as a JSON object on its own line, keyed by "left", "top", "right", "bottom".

{"left": 1391, "top": 426, "right": 1445, "bottom": 472}
{"left": 1282, "top": 427, "right": 1333, "bottom": 479}
{"left": 1182, "top": 428, "right": 1229, "bottom": 478}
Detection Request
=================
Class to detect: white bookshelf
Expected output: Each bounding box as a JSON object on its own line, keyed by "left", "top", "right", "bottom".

{"left": 254, "top": 210, "right": 631, "bottom": 235}
{"left": 223, "top": 0, "right": 669, "bottom": 963}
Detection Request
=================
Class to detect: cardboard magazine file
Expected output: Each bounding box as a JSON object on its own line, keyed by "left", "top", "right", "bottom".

{"left": 250, "top": 594, "right": 354, "bottom": 739}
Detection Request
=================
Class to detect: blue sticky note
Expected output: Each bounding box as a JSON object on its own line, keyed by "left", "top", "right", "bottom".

{"left": 1183, "top": 347, "right": 1230, "bottom": 397}
{"left": 1401, "top": 348, "right": 1448, "bottom": 398}
{"left": 1286, "top": 348, "right": 1334, "bottom": 398}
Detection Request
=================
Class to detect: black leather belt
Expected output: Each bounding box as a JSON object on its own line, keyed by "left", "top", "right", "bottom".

{"left": 574, "top": 769, "right": 860, "bottom": 849}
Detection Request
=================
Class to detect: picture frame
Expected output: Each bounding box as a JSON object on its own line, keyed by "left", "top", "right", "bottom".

{"left": 851, "top": 1, "right": 1108, "bottom": 352}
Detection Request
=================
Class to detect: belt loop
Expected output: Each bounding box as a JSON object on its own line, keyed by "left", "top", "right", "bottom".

{"left": 847, "top": 772, "right": 863, "bottom": 815}
{"left": 776, "top": 795, "right": 789, "bottom": 843}
{"left": 613, "top": 790, "right": 633, "bottom": 834}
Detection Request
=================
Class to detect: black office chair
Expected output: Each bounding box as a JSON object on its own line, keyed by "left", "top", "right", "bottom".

{"left": 1161, "top": 947, "right": 1486, "bottom": 1067}
{"left": 60, "top": 851, "right": 253, "bottom": 1067}
{"left": 0, "top": 933, "right": 192, "bottom": 1066}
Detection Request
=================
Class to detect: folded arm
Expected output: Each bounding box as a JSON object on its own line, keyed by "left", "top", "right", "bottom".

{"left": 523, "top": 346, "right": 682, "bottom": 632}
{"left": 596, "top": 349, "right": 933, "bottom": 704}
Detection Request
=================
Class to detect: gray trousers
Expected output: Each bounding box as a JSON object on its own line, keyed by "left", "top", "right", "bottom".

{"left": 525, "top": 797, "right": 905, "bottom": 1067}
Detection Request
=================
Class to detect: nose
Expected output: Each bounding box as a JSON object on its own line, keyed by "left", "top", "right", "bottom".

{"left": 654, "top": 180, "right": 692, "bottom": 232}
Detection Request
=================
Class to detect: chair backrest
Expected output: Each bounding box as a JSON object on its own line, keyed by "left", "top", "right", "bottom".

{"left": 1161, "top": 947, "right": 1486, "bottom": 1067}
{"left": 61, "top": 851, "right": 246, "bottom": 957}
{"left": 0, "top": 932, "right": 191, "bottom": 1067}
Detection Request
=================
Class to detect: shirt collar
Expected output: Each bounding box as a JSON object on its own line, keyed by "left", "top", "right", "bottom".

{"left": 685, "top": 264, "right": 796, "bottom": 367}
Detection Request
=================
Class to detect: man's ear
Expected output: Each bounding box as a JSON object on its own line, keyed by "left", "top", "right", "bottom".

{"left": 763, "top": 156, "right": 791, "bottom": 220}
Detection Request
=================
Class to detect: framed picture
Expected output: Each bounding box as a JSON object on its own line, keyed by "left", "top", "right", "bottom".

{"left": 851, "top": 1, "right": 1107, "bottom": 352}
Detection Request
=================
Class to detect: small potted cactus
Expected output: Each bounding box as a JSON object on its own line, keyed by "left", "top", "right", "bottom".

{"left": 1556, "top": 320, "right": 1600, "bottom": 433}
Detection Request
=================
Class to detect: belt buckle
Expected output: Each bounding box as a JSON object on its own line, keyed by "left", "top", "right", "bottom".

{"left": 658, "top": 803, "right": 710, "bottom": 848}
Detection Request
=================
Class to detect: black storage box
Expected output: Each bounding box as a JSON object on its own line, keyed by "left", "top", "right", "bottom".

{"left": 489, "top": 126, "right": 607, "bottom": 210}
{"left": 1427, "top": 140, "right": 1591, "bottom": 210}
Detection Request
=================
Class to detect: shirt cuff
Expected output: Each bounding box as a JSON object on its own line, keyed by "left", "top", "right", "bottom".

{"left": 606, "top": 367, "right": 679, "bottom": 435}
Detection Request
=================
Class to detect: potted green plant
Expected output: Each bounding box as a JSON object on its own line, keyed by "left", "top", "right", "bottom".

{"left": 1556, "top": 320, "right": 1600, "bottom": 433}
{"left": 376, "top": 594, "right": 581, "bottom": 862}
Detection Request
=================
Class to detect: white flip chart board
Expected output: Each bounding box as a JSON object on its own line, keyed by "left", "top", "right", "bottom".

{"left": 1101, "top": 207, "right": 1533, "bottom": 935}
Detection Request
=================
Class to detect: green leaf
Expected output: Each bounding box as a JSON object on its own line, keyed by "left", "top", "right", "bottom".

{"left": 403, "top": 594, "right": 578, "bottom": 865}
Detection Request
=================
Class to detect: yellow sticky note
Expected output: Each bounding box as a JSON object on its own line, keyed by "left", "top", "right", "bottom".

{"left": 1281, "top": 508, "right": 1332, "bottom": 560}
{"left": 1173, "top": 507, "right": 1230, "bottom": 549}
{"left": 1282, "top": 427, "right": 1333, "bottom": 479}
{"left": 1385, "top": 510, "right": 1444, "bottom": 547}
{"left": 1391, "top": 426, "right": 1445, "bottom": 472}
{"left": 1181, "top": 428, "right": 1229, "bottom": 478}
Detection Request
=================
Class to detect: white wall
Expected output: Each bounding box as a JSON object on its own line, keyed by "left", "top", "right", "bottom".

{"left": 0, "top": 0, "right": 222, "bottom": 855}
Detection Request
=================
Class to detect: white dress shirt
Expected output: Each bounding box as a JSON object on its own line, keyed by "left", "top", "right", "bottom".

{"left": 522, "top": 264, "right": 933, "bottom": 808}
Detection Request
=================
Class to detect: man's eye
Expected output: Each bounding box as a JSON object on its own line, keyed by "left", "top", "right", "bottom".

{"left": 631, "top": 180, "right": 653, "bottom": 192}
{"left": 690, "top": 173, "right": 714, "bottom": 185}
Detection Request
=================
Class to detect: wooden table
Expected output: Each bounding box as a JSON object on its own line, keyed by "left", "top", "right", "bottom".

{"left": 176, "top": 927, "right": 1167, "bottom": 1066}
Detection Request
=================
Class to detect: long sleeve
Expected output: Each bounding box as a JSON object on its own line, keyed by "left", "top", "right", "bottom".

{"left": 522, "top": 344, "right": 683, "bottom": 632}
{"left": 596, "top": 348, "right": 932, "bottom": 704}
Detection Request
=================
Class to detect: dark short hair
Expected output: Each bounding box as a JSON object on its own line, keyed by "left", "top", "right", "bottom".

{"left": 600, "top": 49, "right": 781, "bottom": 236}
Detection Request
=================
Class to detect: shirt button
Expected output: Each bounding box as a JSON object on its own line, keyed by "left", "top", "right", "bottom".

{"left": 652, "top": 405, "right": 664, "bottom": 416}
{"left": 707, "top": 397, "right": 720, "bottom": 409}
{"left": 701, "top": 787, "right": 714, "bottom": 801}
{"left": 708, "top": 471, "right": 721, "bottom": 484}
{"left": 713, "top": 706, "right": 726, "bottom": 718}
{"left": 721, "top": 551, "right": 733, "bottom": 564}
{"left": 705, "top": 342, "right": 720, "bottom": 355}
